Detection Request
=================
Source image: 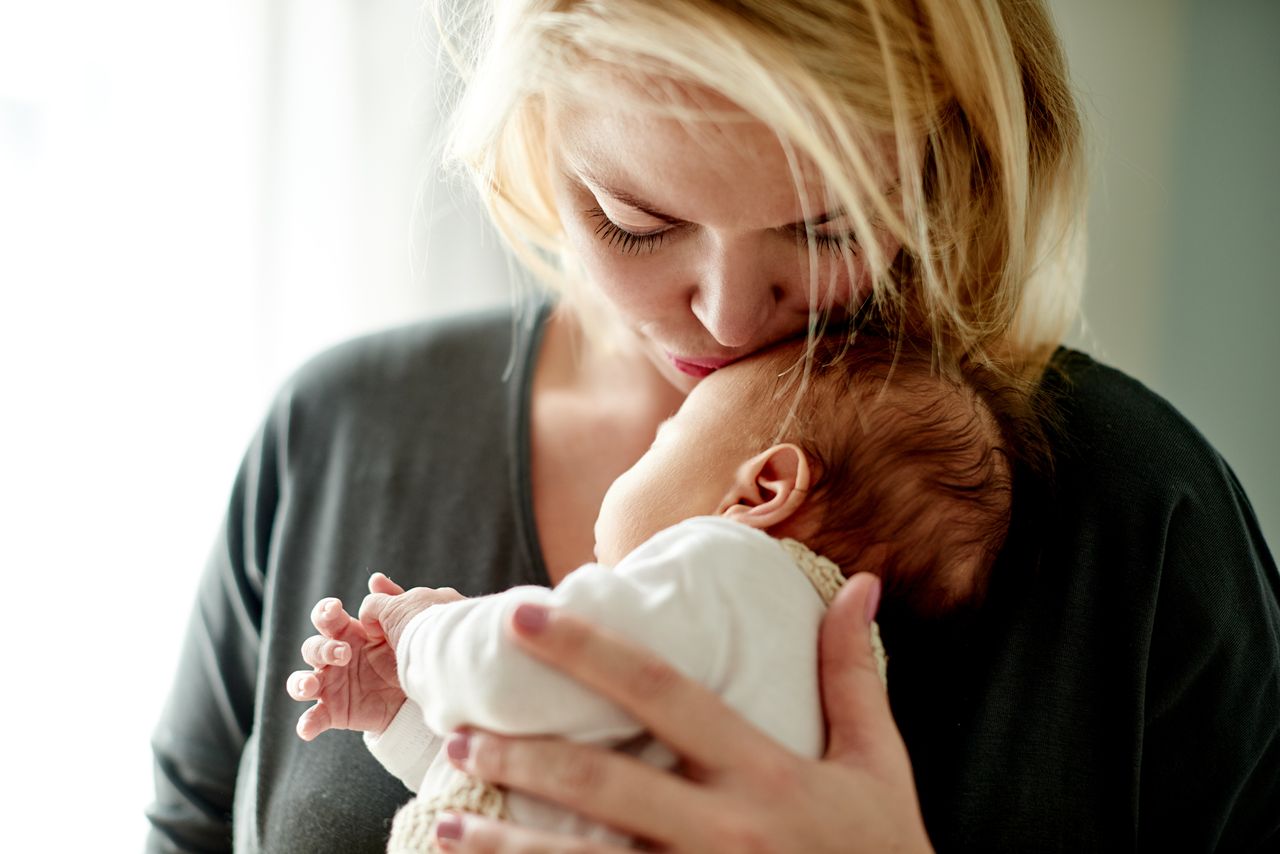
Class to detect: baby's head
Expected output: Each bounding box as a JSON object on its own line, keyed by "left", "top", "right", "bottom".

{"left": 594, "top": 333, "right": 1028, "bottom": 617}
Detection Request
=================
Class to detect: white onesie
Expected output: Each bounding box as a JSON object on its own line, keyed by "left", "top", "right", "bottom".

{"left": 364, "top": 516, "right": 859, "bottom": 850}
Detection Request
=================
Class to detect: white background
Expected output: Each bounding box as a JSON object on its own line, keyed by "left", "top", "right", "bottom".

{"left": 1, "top": 0, "right": 1276, "bottom": 849}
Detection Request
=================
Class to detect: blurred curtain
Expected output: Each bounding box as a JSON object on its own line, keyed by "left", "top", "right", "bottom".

{"left": 256, "top": 0, "right": 512, "bottom": 376}
{"left": 0, "top": 3, "right": 509, "bottom": 847}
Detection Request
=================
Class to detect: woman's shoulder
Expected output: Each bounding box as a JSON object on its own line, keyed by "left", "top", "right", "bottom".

{"left": 1042, "top": 347, "right": 1237, "bottom": 499}
{"left": 1015, "top": 347, "right": 1274, "bottom": 613}
{"left": 237, "top": 303, "right": 547, "bottom": 484}
{"left": 269, "top": 304, "right": 542, "bottom": 430}
{"left": 284, "top": 305, "right": 529, "bottom": 402}
{"left": 1024, "top": 348, "right": 1275, "bottom": 611}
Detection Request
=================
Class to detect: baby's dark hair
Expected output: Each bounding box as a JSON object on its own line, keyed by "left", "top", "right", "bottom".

{"left": 741, "top": 333, "right": 1045, "bottom": 618}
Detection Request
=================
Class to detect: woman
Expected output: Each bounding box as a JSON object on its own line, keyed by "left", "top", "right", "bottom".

{"left": 146, "top": 1, "right": 1280, "bottom": 852}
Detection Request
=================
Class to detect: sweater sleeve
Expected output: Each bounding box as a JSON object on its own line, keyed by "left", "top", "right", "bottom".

{"left": 1138, "top": 457, "right": 1280, "bottom": 851}
{"left": 144, "top": 409, "right": 279, "bottom": 853}
{"left": 362, "top": 700, "right": 443, "bottom": 794}
{"left": 396, "top": 523, "right": 747, "bottom": 742}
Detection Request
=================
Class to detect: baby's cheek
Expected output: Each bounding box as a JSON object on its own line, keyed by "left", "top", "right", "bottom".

{"left": 592, "top": 482, "right": 635, "bottom": 565}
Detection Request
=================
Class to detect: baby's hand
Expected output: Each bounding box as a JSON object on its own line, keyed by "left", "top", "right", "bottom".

{"left": 287, "top": 573, "right": 411, "bottom": 740}
{"left": 358, "top": 580, "right": 464, "bottom": 650}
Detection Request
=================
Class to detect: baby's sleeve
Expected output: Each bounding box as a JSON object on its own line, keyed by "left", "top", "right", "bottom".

{"left": 396, "top": 532, "right": 743, "bottom": 742}
{"left": 361, "top": 699, "right": 444, "bottom": 793}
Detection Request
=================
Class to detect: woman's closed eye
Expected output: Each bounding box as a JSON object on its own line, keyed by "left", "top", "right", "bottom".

{"left": 585, "top": 204, "right": 860, "bottom": 257}
{"left": 804, "top": 227, "right": 860, "bottom": 253}
{"left": 585, "top": 206, "right": 671, "bottom": 255}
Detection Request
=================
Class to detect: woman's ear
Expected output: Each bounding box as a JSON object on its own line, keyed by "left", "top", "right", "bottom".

{"left": 716, "top": 443, "right": 811, "bottom": 531}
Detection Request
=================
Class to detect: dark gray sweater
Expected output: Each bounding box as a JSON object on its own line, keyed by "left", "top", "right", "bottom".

{"left": 145, "top": 306, "right": 1280, "bottom": 852}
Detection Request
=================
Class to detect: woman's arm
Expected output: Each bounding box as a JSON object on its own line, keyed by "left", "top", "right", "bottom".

{"left": 144, "top": 421, "right": 276, "bottom": 853}
{"left": 431, "top": 573, "right": 935, "bottom": 853}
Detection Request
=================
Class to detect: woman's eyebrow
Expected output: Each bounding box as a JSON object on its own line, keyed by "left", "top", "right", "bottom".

{"left": 580, "top": 174, "right": 686, "bottom": 225}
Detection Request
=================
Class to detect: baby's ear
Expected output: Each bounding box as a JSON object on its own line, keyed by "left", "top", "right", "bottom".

{"left": 717, "top": 443, "right": 811, "bottom": 531}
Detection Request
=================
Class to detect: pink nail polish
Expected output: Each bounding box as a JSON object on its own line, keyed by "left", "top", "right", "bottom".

{"left": 513, "top": 603, "right": 548, "bottom": 634}
{"left": 864, "top": 576, "right": 882, "bottom": 624}
{"left": 436, "top": 813, "right": 463, "bottom": 841}
{"left": 447, "top": 730, "right": 471, "bottom": 761}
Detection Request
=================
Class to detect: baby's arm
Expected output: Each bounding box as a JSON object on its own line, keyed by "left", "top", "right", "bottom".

{"left": 398, "top": 539, "right": 737, "bottom": 743}
{"left": 362, "top": 698, "right": 442, "bottom": 793}
{"left": 287, "top": 574, "right": 465, "bottom": 790}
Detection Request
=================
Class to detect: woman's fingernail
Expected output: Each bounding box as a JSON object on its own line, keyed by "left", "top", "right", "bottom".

{"left": 864, "top": 575, "right": 882, "bottom": 624}
{"left": 436, "top": 813, "right": 463, "bottom": 842}
{"left": 447, "top": 730, "right": 471, "bottom": 762}
{"left": 513, "top": 603, "right": 549, "bottom": 634}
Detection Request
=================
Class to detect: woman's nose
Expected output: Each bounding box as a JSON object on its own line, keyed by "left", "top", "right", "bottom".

{"left": 690, "top": 244, "right": 786, "bottom": 349}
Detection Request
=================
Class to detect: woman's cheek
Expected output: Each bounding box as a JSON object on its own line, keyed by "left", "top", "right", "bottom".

{"left": 577, "top": 245, "right": 682, "bottom": 319}
{"left": 815, "top": 249, "right": 878, "bottom": 309}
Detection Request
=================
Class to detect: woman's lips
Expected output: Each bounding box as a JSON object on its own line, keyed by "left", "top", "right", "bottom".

{"left": 667, "top": 353, "right": 736, "bottom": 378}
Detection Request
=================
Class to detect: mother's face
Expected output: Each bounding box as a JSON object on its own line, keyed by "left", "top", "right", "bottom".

{"left": 548, "top": 88, "right": 900, "bottom": 393}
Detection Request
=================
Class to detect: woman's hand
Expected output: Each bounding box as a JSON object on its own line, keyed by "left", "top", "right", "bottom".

{"left": 287, "top": 573, "right": 411, "bottom": 740}
{"left": 432, "top": 572, "right": 934, "bottom": 853}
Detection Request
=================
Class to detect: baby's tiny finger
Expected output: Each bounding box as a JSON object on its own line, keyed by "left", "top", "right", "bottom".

{"left": 369, "top": 572, "right": 407, "bottom": 596}
{"left": 358, "top": 593, "right": 391, "bottom": 639}
{"left": 301, "top": 635, "right": 351, "bottom": 666}
{"left": 310, "top": 597, "right": 349, "bottom": 633}
{"left": 301, "top": 634, "right": 326, "bottom": 667}
{"left": 296, "top": 703, "right": 332, "bottom": 742}
{"left": 287, "top": 670, "right": 319, "bottom": 701}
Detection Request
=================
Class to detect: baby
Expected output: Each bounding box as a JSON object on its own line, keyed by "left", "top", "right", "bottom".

{"left": 288, "top": 332, "right": 1027, "bottom": 851}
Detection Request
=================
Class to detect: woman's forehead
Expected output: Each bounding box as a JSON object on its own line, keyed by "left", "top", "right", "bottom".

{"left": 549, "top": 83, "right": 898, "bottom": 228}
{"left": 552, "top": 96, "right": 838, "bottom": 229}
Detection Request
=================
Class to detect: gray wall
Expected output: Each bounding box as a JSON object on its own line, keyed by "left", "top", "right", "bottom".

{"left": 1053, "top": 0, "right": 1279, "bottom": 550}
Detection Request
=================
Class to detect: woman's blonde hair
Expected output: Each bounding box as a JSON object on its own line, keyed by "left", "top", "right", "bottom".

{"left": 435, "top": 0, "right": 1086, "bottom": 377}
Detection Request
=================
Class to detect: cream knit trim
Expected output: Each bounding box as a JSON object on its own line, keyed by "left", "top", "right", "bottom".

{"left": 778, "top": 538, "right": 889, "bottom": 688}
{"left": 386, "top": 767, "right": 508, "bottom": 854}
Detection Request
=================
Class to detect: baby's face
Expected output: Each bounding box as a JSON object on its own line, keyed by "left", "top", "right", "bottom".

{"left": 593, "top": 366, "right": 753, "bottom": 565}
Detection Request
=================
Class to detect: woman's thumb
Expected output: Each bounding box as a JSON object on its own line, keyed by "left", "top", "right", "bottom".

{"left": 820, "top": 572, "right": 896, "bottom": 763}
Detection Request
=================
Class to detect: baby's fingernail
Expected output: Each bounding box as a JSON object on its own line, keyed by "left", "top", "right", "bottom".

{"left": 334, "top": 644, "right": 349, "bottom": 662}
{"left": 436, "top": 813, "right": 463, "bottom": 842}
{"left": 446, "top": 730, "right": 471, "bottom": 762}
{"left": 513, "top": 603, "right": 548, "bottom": 634}
{"left": 864, "top": 575, "right": 882, "bottom": 625}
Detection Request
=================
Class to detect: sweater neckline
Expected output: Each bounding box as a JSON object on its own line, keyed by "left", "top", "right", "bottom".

{"left": 507, "top": 297, "right": 555, "bottom": 588}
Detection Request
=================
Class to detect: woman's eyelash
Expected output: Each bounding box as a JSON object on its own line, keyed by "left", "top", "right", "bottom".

{"left": 583, "top": 206, "right": 858, "bottom": 255}
{"left": 805, "top": 229, "right": 860, "bottom": 252}
{"left": 585, "top": 208, "right": 666, "bottom": 255}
